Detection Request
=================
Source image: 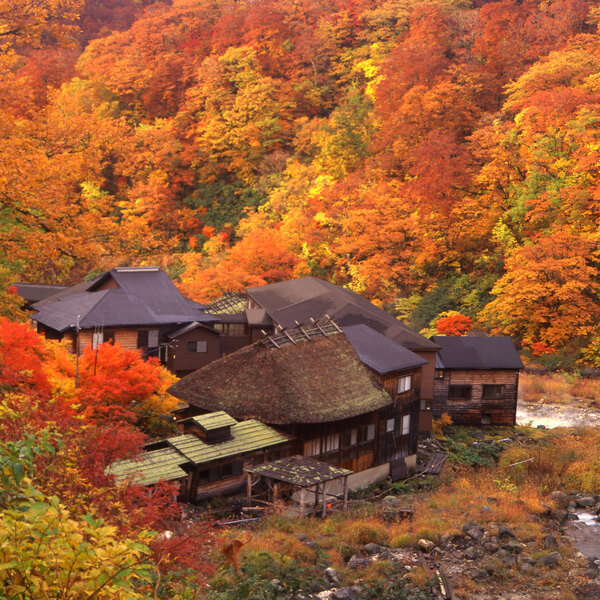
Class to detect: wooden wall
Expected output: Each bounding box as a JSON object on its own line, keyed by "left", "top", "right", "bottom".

{"left": 167, "top": 328, "right": 220, "bottom": 375}
{"left": 433, "top": 369, "right": 519, "bottom": 426}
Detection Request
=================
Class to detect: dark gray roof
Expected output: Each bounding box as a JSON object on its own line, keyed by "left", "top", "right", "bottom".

{"left": 13, "top": 283, "right": 68, "bottom": 303}
{"left": 167, "top": 322, "right": 220, "bottom": 339}
{"left": 32, "top": 267, "right": 216, "bottom": 332}
{"left": 432, "top": 336, "right": 524, "bottom": 370}
{"left": 247, "top": 277, "right": 438, "bottom": 351}
{"left": 245, "top": 308, "right": 272, "bottom": 327}
{"left": 342, "top": 324, "right": 427, "bottom": 375}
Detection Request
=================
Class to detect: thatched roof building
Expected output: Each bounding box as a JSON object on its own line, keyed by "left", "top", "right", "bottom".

{"left": 168, "top": 330, "right": 393, "bottom": 425}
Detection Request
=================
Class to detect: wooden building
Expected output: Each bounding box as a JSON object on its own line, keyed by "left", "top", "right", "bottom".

{"left": 245, "top": 276, "right": 439, "bottom": 433}
{"left": 107, "top": 410, "right": 293, "bottom": 501}
{"left": 430, "top": 336, "right": 524, "bottom": 426}
{"left": 30, "top": 268, "right": 271, "bottom": 376}
{"left": 168, "top": 321, "right": 424, "bottom": 489}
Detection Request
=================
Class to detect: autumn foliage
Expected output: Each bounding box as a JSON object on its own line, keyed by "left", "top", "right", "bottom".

{"left": 3, "top": 0, "right": 600, "bottom": 363}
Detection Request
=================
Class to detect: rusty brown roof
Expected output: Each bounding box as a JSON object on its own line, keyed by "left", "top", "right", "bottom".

{"left": 168, "top": 333, "right": 392, "bottom": 425}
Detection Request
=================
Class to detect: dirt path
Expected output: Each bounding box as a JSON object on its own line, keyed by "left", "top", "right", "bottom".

{"left": 516, "top": 401, "right": 600, "bottom": 428}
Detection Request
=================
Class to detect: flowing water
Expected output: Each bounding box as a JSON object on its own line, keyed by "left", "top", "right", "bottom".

{"left": 566, "top": 511, "right": 600, "bottom": 559}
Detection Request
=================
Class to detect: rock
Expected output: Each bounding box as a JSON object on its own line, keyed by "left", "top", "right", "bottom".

{"left": 483, "top": 541, "right": 499, "bottom": 554}
{"left": 303, "top": 540, "right": 320, "bottom": 550}
{"left": 362, "top": 543, "right": 381, "bottom": 555}
{"left": 418, "top": 539, "right": 435, "bottom": 553}
{"left": 325, "top": 568, "right": 340, "bottom": 585}
{"left": 471, "top": 569, "right": 488, "bottom": 580}
{"left": 519, "top": 562, "right": 534, "bottom": 574}
{"left": 577, "top": 496, "right": 596, "bottom": 508}
{"left": 295, "top": 533, "right": 308, "bottom": 542}
{"left": 465, "top": 546, "right": 483, "bottom": 560}
{"left": 498, "top": 525, "right": 516, "bottom": 540}
{"left": 520, "top": 556, "right": 536, "bottom": 566}
{"left": 440, "top": 534, "right": 453, "bottom": 547}
{"left": 382, "top": 495, "right": 401, "bottom": 507}
{"left": 537, "top": 552, "right": 561, "bottom": 567}
{"left": 542, "top": 534, "right": 558, "bottom": 550}
{"left": 567, "top": 512, "right": 579, "bottom": 521}
{"left": 496, "top": 549, "right": 517, "bottom": 566}
{"left": 347, "top": 555, "right": 370, "bottom": 570}
{"left": 465, "top": 527, "right": 484, "bottom": 541}
{"left": 587, "top": 568, "right": 599, "bottom": 579}
{"left": 481, "top": 505, "right": 492, "bottom": 513}
{"left": 549, "top": 491, "right": 570, "bottom": 509}
{"left": 552, "top": 509, "right": 568, "bottom": 523}
{"left": 502, "top": 541, "right": 523, "bottom": 554}
{"left": 332, "top": 588, "right": 356, "bottom": 600}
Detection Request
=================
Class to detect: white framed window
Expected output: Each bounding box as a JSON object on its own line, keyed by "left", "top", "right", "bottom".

{"left": 402, "top": 414, "right": 411, "bottom": 436}
{"left": 386, "top": 418, "right": 395, "bottom": 433}
{"left": 397, "top": 375, "right": 412, "bottom": 394}
{"left": 187, "top": 341, "right": 208, "bottom": 353}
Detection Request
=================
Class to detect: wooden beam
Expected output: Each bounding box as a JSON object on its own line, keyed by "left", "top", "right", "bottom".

{"left": 343, "top": 475, "right": 348, "bottom": 511}
{"left": 246, "top": 474, "right": 252, "bottom": 506}
{"left": 299, "top": 487, "right": 307, "bottom": 517}
{"left": 321, "top": 481, "right": 328, "bottom": 518}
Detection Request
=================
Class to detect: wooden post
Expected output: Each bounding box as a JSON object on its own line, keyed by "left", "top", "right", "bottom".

{"left": 246, "top": 474, "right": 252, "bottom": 506}
{"left": 299, "top": 487, "right": 307, "bottom": 517}
{"left": 321, "top": 481, "right": 327, "bottom": 519}
{"left": 343, "top": 476, "right": 348, "bottom": 511}
{"left": 273, "top": 481, "right": 279, "bottom": 503}
{"left": 314, "top": 483, "right": 319, "bottom": 506}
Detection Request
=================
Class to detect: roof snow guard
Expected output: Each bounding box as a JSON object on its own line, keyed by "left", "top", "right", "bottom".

{"left": 262, "top": 317, "right": 342, "bottom": 349}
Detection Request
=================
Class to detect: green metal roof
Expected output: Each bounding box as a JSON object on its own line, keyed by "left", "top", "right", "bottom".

{"left": 246, "top": 456, "right": 352, "bottom": 487}
{"left": 168, "top": 420, "right": 290, "bottom": 465}
{"left": 189, "top": 411, "right": 237, "bottom": 431}
{"left": 107, "top": 447, "right": 189, "bottom": 486}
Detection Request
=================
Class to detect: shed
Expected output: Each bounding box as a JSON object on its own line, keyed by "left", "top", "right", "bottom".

{"left": 246, "top": 456, "right": 352, "bottom": 517}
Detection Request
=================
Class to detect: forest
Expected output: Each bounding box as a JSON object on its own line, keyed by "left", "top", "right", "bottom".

{"left": 3, "top": 0, "right": 600, "bottom": 364}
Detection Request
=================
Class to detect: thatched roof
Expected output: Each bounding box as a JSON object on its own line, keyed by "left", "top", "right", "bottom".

{"left": 168, "top": 333, "right": 392, "bottom": 425}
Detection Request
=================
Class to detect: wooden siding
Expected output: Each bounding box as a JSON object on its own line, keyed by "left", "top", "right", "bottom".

{"left": 114, "top": 329, "right": 138, "bottom": 351}
{"left": 433, "top": 369, "right": 519, "bottom": 426}
{"left": 167, "top": 328, "right": 220, "bottom": 375}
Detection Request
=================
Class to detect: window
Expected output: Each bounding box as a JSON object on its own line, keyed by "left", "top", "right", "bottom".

{"left": 435, "top": 369, "right": 444, "bottom": 379}
{"left": 402, "top": 414, "right": 411, "bottom": 436}
{"left": 148, "top": 329, "right": 159, "bottom": 348}
{"left": 137, "top": 329, "right": 159, "bottom": 348}
{"left": 305, "top": 438, "right": 321, "bottom": 456}
{"left": 483, "top": 384, "right": 504, "bottom": 399}
{"left": 358, "top": 424, "right": 375, "bottom": 444}
{"left": 397, "top": 375, "right": 412, "bottom": 394}
{"left": 214, "top": 323, "right": 247, "bottom": 336}
{"left": 449, "top": 385, "right": 472, "bottom": 401}
{"left": 186, "top": 340, "right": 208, "bottom": 353}
{"left": 92, "top": 332, "right": 103, "bottom": 349}
{"left": 386, "top": 418, "right": 395, "bottom": 433}
{"left": 137, "top": 330, "right": 148, "bottom": 348}
{"left": 323, "top": 434, "right": 340, "bottom": 453}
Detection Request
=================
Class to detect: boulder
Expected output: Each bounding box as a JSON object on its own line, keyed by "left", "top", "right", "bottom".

{"left": 332, "top": 588, "right": 356, "bottom": 600}
{"left": 465, "top": 546, "right": 483, "bottom": 560}
{"left": 502, "top": 541, "right": 523, "bottom": 554}
{"left": 325, "top": 568, "right": 340, "bottom": 586}
{"left": 537, "top": 552, "right": 560, "bottom": 567}
{"left": 519, "top": 562, "right": 534, "bottom": 574}
{"left": 471, "top": 569, "right": 488, "bottom": 580}
{"left": 347, "top": 555, "right": 370, "bottom": 570}
{"left": 542, "top": 534, "right": 558, "bottom": 550}
{"left": 418, "top": 539, "right": 435, "bottom": 553}
{"left": 549, "top": 491, "right": 569, "bottom": 509}
{"left": 576, "top": 496, "right": 596, "bottom": 508}
{"left": 496, "top": 549, "right": 517, "bottom": 566}
{"left": 362, "top": 543, "right": 381, "bottom": 555}
{"left": 498, "top": 525, "right": 516, "bottom": 540}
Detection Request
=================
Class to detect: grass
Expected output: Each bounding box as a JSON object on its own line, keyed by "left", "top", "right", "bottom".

{"left": 203, "top": 427, "right": 600, "bottom": 599}
{"left": 519, "top": 372, "right": 600, "bottom": 406}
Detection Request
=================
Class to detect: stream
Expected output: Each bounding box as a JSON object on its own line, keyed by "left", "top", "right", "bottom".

{"left": 566, "top": 511, "right": 600, "bottom": 559}
{"left": 516, "top": 402, "right": 600, "bottom": 429}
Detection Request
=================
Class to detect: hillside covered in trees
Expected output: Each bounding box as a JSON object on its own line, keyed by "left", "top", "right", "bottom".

{"left": 3, "top": 0, "right": 600, "bottom": 363}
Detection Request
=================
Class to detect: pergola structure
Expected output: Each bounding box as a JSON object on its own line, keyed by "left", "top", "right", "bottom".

{"left": 245, "top": 456, "right": 352, "bottom": 518}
